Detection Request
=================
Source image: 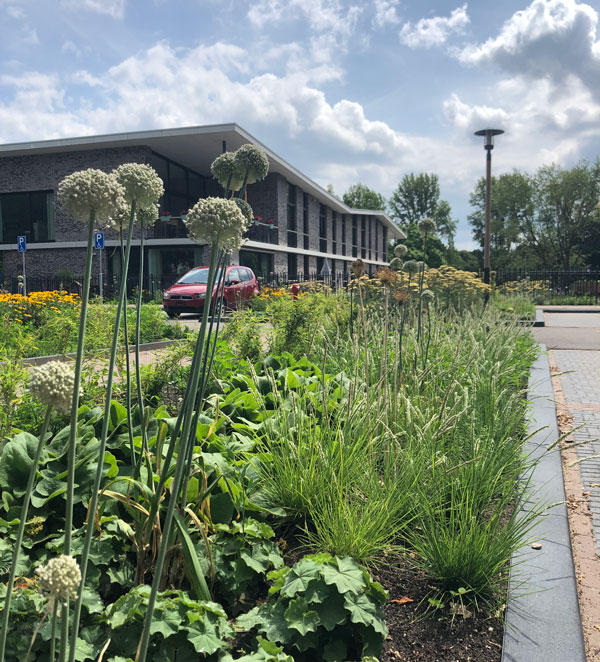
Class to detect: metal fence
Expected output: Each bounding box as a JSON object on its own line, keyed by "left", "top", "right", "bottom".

{"left": 495, "top": 269, "right": 600, "bottom": 301}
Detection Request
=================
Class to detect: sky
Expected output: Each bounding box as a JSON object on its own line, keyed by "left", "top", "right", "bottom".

{"left": 0, "top": 0, "right": 599, "bottom": 250}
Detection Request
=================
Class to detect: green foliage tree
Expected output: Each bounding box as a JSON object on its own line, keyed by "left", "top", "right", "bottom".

{"left": 389, "top": 173, "right": 456, "bottom": 242}
{"left": 342, "top": 183, "right": 387, "bottom": 211}
{"left": 468, "top": 162, "right": 600, "bottom": 270}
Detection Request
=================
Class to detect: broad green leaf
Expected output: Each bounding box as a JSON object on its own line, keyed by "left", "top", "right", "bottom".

{"left": 312, "top": 592, "right": 347, "bottom": 631}
{"left": 284, "top": 597, "right": 319, "bottom": 636}
{"left": 343, "top": 592, "right": 387, "bottom": 635}
{"left": 321, "top": 557, "right": 364, "bottom": 595}
{"left": 186, "top": 622, "right": 226, "bottom": 655}
{"left": 322, "top": 638, "right": 347, "bottom": 662}
{"left": 149, "top": 607, "right": 180, "bottom": 639}
{"left": 280, "top": 559, "right": 320, "bottom": 598}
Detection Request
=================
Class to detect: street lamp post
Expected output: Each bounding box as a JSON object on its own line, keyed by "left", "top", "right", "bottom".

{"left": 474, "top": 128, "right": 503, "bottom": 300}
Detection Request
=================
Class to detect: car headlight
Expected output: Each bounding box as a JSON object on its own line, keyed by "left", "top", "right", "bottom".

{"left": 195, "top": 292, "right": 206, "bottom": 299}
{"left": 163, "top": 292, "right": 171, "bottom": 300}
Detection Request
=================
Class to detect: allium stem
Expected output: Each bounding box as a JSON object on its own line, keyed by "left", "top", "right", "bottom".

{"left": 120, "top": 231, "right": 135, "bottom": 466}
{"left": 68, "top": 203, "right": 136, "bottom": 662}
{"left": 50, "top": 600, "right": 59, "bottom": 662}
{"left": 134, "top": 230, "right": 148, "bottom": 460}
{"left": 0, "top": 404, "right": 53, "bottom": 662}
{"left": 136, "top": 242, "right": 219, "bottom": 662}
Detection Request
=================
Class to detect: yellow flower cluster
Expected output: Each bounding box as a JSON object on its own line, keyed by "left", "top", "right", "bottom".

{"left": 497, "top": 279, "right": 550, "bottom": 295}
{"left": 0, "top": 290, "right": 80, "bottom": 325}
{"left": 424, "top": 266, "right": 490, "bottom": 299}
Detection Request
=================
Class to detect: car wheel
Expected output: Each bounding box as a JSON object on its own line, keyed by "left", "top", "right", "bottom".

{"left": 166, "top": 311, "right": 180, "bottom": 319}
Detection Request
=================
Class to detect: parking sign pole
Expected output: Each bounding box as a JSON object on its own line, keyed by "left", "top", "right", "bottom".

{"left": 22, "top": 250, "right": 26, "bottom": 296}
{"left": 99, "top": 251, "right": 104, "bottom": 300}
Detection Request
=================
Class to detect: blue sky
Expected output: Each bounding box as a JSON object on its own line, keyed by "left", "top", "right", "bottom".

{"left": 1, "top": 0, "right": 599, "bottom": 249}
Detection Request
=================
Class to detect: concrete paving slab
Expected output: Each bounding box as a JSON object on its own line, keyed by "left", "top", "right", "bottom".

{"left": 502, "top": 347, "right": 585, "bottom": 662}
{"left": 532, "top": 326, "right": 600, "bottom": 350}
{"left": 545, "top": 312, "right": 600, "bottom": 327}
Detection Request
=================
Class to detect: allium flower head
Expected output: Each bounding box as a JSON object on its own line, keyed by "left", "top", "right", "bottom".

{"left": 415, "top": 260, "right": 426, "bottom": 271}
{"left": 394, "top": 290, "right": 410, "bottom": 305}
{"left": 234, "top": 144, "right": 269, "bottom": 184}
{"left": 232, "top": 198, "right": 254, "bottom": 224}
{"left": 185, "top": 197, "right": 249, "bottom": 253}
{"left": 377, "top": 267, "right": 397, "bottom": 286}
{"left": 418, "top": 217, "right": 436, "bottom": 237}
{"left": 36, "top": 555, "right": 81, "bottom": 603}
{"left": 108, "top": 199, "right": 132, "bottom": 231}
{"left": 394, "top": 244, "right": 408, "bottom": 258}
{"left": 137, "top": 203, "right": 159, "bottom": 228}
{"left": 58, "top": 169, "right": 125, "bottom": 226}
{"left": 351, "top": 258, "right": 365, "bottom": 277}
{"left": 113, "top": 163, "right": 164, "bottom": 207}
{"left": 421, "top": 289, "right": 435, "bottom": 302}
{"left": 403, "top": 260, "right": 419, "bottom": 276}
{"left": 211, "top": 153, "right": 245, "bottom": 192}
{"left": 29, "top": 360, "right": 77, "bottom": 413}
{"left": 389, "top": 257, "right": 403, "bottom": 271}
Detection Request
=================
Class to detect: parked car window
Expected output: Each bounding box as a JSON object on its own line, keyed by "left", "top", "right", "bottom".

{"left": 226, "top": 268, "right": 241, "bottom": 284}
{"left": 240, "top": 268, "right": 252, "bottom": 282}
{"left": 177, "top": 268, "right": 222, "bottom": 284}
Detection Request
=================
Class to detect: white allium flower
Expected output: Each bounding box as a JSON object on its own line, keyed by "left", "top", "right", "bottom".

{"left": 113, "top": 163, "right": 164, "bottom": 207}
{"left": 185, "top": 197, "right": 249, "bottom": 253}
{"left": 232, "top": 198, "right": 254, "bottom": 224}
{"left": 421, "top": 289, "right": 435, "bottom": 301}
{"left": 36, "top": 555, "right": 81, "bottom": 603}
{"left": 418, "top": 217, "right": 436, "bottom": 237}
{"left": 233, "top": 144, "right": 269, "bottom": 184}
{"left": 394, "top": 244, "right": 408, "bottom": 258}
{"left": 137, "top": 202, "right": 159, "bottom": 228}
{"left": 108, "top": 199, "right": 132, "bottom": 231}
{"left": 29, "top": 361, "right": 78, "bottom": 413}
{"left": 57, "top": 169, "right": 125, "bottom": 226}
{"left": 403, "top": 260, "right": 419, "bottom": 276}
{"left": 210, "top": 153, "right": 244, "bottom": 192}
{"left": 389, "top": 257, "right": 403, "bottom": 271}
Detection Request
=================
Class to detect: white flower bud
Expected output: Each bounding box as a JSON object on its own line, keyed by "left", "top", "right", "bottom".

{"left": 36, "top": 555, "right": 81, "bottom": 603}
{"left": 185, "top": 197, "right": 249, "bottom": 253}
{"left": 113, "top": 163, "right": 164, "bottom": 207}
{"left": 58, "top": 169, "right": 125, "bottom": 226}
{"left": 28, "top": 361, "right": 78, "bottom": 414}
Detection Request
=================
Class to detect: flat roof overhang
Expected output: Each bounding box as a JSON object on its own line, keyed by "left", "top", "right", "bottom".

{"left": 0, "top": 123, "right": 405, "bottom": 240}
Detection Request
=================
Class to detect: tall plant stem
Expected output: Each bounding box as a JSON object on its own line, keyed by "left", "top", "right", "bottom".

{"left": 357, "top": 283, "right": 370, "bottom": 403}
{"left": 68, "top": 206, "right": 136, "bottom": 662}
{"left": 136, "top": 242, "right": 219, "bottom": 662}
{"left": 135, "top": 230, "right": 148, "bottom": 458}
{"left": 60, "top": 211, "right": 95, "bottom": 662}
{"left": 0, "top": 404, "right": 53, "bottom": 662}
{"left": 120, "top": 230, "right": 135, "bottom": 465}
{"left": 50, "top": 601, "right": 59, "bottom": 662}
{"left": 398, "top": 275, "right": 411, "bottom": 377}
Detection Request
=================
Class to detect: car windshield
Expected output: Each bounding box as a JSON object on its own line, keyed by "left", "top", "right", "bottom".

{"left": 176, "top": 268, "right": 222, "bottom": 285}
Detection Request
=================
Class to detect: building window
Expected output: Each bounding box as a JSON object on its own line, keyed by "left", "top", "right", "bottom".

{"left": 287, "top": 252, "right": 297, "bottom": 279}
{"left": 351, "top": 217, "right": 358, "bottom": 257}
{"left": 331, "top": 211, "right": 337, "bottom": 254}
{"left": 341, "top": 214, "right": 346, "bottom": 254}
{"left": 319, "top": 204, "right": 327, "bottom": 253}
{"left": 375, "top": 221, "right": 379, "bottom": 260}
{"left": 304, "top": 254, "right": 310, "bottom": 278}
{"left": 151, "top": 151, "right": 208, "bottom": 239}
{"left": 382, "top": 227, "right": 388, "bottom": 262}
{"left": 361, "top": 216, "right": 366, "bottom": 258}
{"left": 287, "top": 183, "right": 297, "bottom": 248}
{"left": 303, "top": 192, "right": 309, "bottom": 250}
{"left": 0, "top": 190, "right": 54, "bottom": 244}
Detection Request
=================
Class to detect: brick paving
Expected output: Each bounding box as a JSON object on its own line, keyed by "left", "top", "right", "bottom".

{"left": 552, "top": 349, "right": 600, "bottom": 556}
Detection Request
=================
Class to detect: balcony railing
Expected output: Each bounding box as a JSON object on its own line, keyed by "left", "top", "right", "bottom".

{"left": 244, "top": 220, "right": 278, "bottom": 244}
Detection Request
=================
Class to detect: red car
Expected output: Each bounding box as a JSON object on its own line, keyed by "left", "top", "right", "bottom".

{"left": 163, "top": 265, "right": 260, "bottom": 317}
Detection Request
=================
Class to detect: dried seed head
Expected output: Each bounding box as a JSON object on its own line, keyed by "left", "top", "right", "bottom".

{"left": 394, "top": 289, "right": 410, "bottom": 304}
{"left": 377, "top": 267, "right": 397, "bottom": 286}
{"left": 351, "top": 258, "right": 366, "bottom": 277}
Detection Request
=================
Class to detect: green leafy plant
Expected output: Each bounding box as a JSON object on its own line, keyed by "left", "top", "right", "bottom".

{"left": 237, "top": 553, "right": 388, "bottom": 662}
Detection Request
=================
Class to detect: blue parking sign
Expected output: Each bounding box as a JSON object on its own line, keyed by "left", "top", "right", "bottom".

{"left": 94, "top": 232, "right": 104, "bottom": 250}
{"left": 17, "top": 236, "right": 27, "bottom": 252}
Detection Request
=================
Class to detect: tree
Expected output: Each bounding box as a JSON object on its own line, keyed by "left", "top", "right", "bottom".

{"left": 468, "top": 171, "right": 534, "bottom": 270}
{"left": 342, "top": 183, "right": 387, "bottom": 211}
{"left": 389, "top": 173, "right": 456, "bottom": 242}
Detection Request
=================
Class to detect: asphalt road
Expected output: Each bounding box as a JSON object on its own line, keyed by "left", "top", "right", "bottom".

{"left": 532, "top": 309, "right": 600, "bottom": 350}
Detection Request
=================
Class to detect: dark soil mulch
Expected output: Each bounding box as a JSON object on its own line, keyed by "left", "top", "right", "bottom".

{"left": 374, "top": 563, "right": 504, "bottom": 662}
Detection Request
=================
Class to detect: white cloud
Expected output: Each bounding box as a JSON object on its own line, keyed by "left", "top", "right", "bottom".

{"left": 399, "top": 4, "right": 470, "bottom": 49}
{"left": 457, "top": 0, "right": 600, "bottom": 90}
{"left": 60, "top": 0, "right": 126, "bottom": 19}
{"left": 373, "top": 0, "right": 399, "bottom": 28}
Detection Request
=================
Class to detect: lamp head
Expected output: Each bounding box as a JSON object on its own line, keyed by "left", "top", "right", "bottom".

{"left": 474, "top": 128, "right": 504, "bottom": 150}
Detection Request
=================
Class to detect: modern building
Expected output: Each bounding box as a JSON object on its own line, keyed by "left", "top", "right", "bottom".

{"left": 0, "top": 124, "right": 404, "bottom": 291}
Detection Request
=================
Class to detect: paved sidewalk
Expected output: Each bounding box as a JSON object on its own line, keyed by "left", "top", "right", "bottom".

{"left": 552, "top": 349, "right": 600, "bottom": 556}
